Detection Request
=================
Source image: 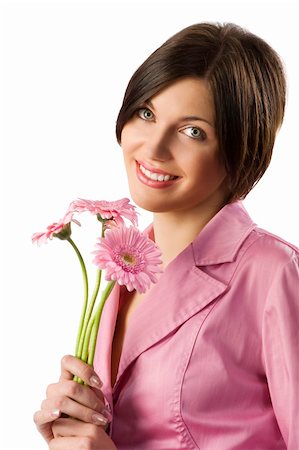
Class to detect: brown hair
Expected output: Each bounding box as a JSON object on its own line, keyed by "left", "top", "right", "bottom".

{"left": 116, "top": 23, "right": 286, "bottom": 200}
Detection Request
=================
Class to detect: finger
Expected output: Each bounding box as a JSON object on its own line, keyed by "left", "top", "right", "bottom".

{"left": 50, "top": 419, "right": 113, "bottom": 449}
{"left": 33, "top": 408, "right": 61, "bottom": 443}
{"left": 49, "top": 436, "right": 93, "bottom": 450}
{"left": 49, "top": 436, "right": 104, "bottom": 450}
{"left": 46, "top": 380, "right": 104, "bottom": 412}
{"left": 59, "top": 355, "right": 102, "bottom": 389}
{"left": 33, "top": 408, "right": 61, "bottom": 427}
{"left": 52, "top": 417, "right": 108, "bottom": 437}
{"left": 41, "top": 397, "right": 110, "bottom": 427}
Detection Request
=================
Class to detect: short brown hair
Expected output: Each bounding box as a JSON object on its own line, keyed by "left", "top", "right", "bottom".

{"left": 116, "top": 23, "right": 286, "bottom": 200}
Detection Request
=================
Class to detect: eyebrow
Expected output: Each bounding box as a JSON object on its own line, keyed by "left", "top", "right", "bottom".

{"left": 145, "top": 100, "right": 215, "bottom": 128}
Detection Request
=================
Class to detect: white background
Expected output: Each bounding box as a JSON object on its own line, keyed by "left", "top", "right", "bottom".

{"left": 1, "top": 0, "right": 298, "bottom": 448}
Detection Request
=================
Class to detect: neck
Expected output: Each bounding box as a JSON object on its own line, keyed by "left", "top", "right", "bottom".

{"left": 152, "top": 200, "right": 226, "bottom": 269}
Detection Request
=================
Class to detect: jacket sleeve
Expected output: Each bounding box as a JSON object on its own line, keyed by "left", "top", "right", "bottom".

{"left": 262, "top": 251, "right": 299, "bottom": 449}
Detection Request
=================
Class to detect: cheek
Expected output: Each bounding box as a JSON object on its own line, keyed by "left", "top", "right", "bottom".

{"left": 187, "top": 152, "right": 226, "bottom": 189}
{"left": 120, "top": 133, "right": 134, "bottom": 170}
{"left": 207, "top": 157, "right": 226, "bottom": 180}
{"left": 120, "top": 123, "right": 141, "bottom": 153}
{"left": 120, "top": 129, "right": 131, "bottom": 155}
{"left": 121, "top": 150, "right": 133, "bottom": 179}
{"left": 205, "top": 160, "right": 226, "bottom": 186}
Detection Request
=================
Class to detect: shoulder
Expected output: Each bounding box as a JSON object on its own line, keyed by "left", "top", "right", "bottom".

{"left": 242, "top": 226, "right": 299, "bottom": 266}
{"left": 235, "top": 227, "right": 299, "bottom": 296}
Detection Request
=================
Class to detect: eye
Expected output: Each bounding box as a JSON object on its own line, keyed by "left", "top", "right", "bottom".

{"left": 136, "top": 108, "right": 154, "bottom": 121}
{"left": 181, "top": 126, "right": 206, "bottom": 141}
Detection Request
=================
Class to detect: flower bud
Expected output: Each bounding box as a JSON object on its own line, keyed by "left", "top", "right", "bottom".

{"left": 53, "top": 222, "right": 72, "bottom": 240}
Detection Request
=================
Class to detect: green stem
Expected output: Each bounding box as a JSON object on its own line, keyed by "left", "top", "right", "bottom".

{"left": 66, "top": 237, "right": 89, "bottom": 357}
{"left": 77, "top": 222, "right": 105, "bottom": 360}
{"left": 88, "top": 317, "right": 101, "bottom": 366}
{"left": 81, "top": 280, "right": 116, "bottom": 366}
{"left": 81, "top": 315, "right": 95, "bottom": 363}
{"left": 77, "top": 268, "right": 102, "bottom": 359}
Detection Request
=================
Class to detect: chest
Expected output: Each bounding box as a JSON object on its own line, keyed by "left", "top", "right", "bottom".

{"left": 110, "top": 299, "right": 273, "bottom": 449}
{"left": 111, "top": 290, "right": 146, "bottom": 386}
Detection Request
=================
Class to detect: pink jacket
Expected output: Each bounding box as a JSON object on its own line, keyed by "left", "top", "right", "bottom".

{"left": 94, "top": 201, "right": 299, "bottom": 449}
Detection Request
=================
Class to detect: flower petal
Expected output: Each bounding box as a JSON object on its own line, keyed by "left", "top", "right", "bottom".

{"left": 93, "top": 225, "right": 162, "bottom": 293}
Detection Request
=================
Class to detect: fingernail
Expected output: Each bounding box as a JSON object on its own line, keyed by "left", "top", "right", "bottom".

{"left": 101, "top": 406, "right": 112, "bottom": 422}
{"left": 92, "top": 413, "right": 108, "bottom": 426}
{"left": 50, "top": 409, "right": 60, "bottom": 419}
{"left": 89, "top": 375, "right": 103, "bottom": 388}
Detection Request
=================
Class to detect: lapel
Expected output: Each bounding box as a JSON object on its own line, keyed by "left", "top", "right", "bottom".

{"left": 94, "top": 201, "right": 256, "bottom": 395}
{"left": 93, "top": 283, "right": 120, "bottom": 399}
{"left": 114, "top": 245, "right": 228, "bottom": 390}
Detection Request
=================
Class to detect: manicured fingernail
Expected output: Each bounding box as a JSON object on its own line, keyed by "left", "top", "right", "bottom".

{"left": 50, "top": 409, "right": 60, "bottom": 419}
{"left": 92, "top": 413, "right": 108, "bottom": 426}
{"left": 89, "top": 375, "right": 103, "bottom": 388}
{"left": 101, "top": 406, "right": 112, "bottom": 422}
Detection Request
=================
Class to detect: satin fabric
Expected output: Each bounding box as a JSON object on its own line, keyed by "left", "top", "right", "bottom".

{"left": 93, "top": 201, "right": 299, "bottom": 449}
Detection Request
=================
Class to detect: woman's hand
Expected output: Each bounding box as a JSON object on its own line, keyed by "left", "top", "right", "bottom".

{"left": 33, "top": 355, "right": 112, "bottom": 444}
{"left": 50, "top": 417, "right": 117, "bottom": 449}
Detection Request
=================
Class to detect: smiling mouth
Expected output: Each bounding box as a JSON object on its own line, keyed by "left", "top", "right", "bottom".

{"left": 138, "top": 163, "right": 179, "bottom": 182}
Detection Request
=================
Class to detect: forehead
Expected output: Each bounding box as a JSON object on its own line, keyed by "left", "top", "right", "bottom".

{"left": 148, "top": 77, "right": 215, "bottom": 122}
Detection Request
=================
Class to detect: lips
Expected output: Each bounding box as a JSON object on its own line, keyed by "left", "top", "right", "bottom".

{"left": 135, "top": 161, "right": 180, "bottom": 189}
{"left": 138, "top": 160, "right": 178, "bottom": 177}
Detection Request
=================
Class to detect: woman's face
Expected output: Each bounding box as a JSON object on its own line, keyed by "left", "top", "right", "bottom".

{"left": 121, "top": 77, "right": 227, "bottom": 215}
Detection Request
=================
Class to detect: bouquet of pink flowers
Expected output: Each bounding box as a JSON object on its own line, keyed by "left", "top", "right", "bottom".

{"left": 32, "top": 198, "right": 162, "bottom": 381}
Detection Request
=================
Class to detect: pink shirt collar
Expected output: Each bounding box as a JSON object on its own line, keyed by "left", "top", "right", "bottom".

{"left": 144, "top": 200, "right": 256, "bottom": 266}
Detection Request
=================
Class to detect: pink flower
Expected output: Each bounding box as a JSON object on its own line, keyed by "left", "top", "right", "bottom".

{"left": 32, "top": 211, "right": 79, "bottom": 245}
{"left": 68, "top": 198, "right": 138, "bottom": 227}
{"left": 93, "top": 226, "right": 163, "bottom": 293}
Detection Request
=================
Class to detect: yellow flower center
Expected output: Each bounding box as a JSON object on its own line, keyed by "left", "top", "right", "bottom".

{"left": 122, "top": 252, "right": 135, "bottom": 264}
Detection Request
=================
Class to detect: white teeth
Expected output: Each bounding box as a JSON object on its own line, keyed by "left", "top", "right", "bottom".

{"left": 139, "top": 164, "right": 176, "bottom": 182}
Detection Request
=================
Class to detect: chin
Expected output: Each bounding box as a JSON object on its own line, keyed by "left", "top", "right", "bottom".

{"left": 129, "top": 191, "right": 180, "bottom": 214}
{"left": 132, "top": 198, "right": 166, "bottom": 213}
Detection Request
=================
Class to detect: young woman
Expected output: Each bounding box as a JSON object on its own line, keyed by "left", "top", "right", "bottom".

{"left": 34, "top": 22, "right": 299, "bottom": 449}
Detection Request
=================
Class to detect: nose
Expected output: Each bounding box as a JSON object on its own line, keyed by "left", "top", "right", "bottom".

{"left": 144, "top": 126, "right": 172, "bottom": 162}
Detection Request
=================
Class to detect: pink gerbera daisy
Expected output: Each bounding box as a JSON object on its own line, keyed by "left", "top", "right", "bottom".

{"left": 68, "top": 198, "right": 138, "bottom": 227}
{"left": 32, "top": 211, "right": 79, "bottom": 245}
{"left": 93, "top": 226, "right": 163, "bottom": 293}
